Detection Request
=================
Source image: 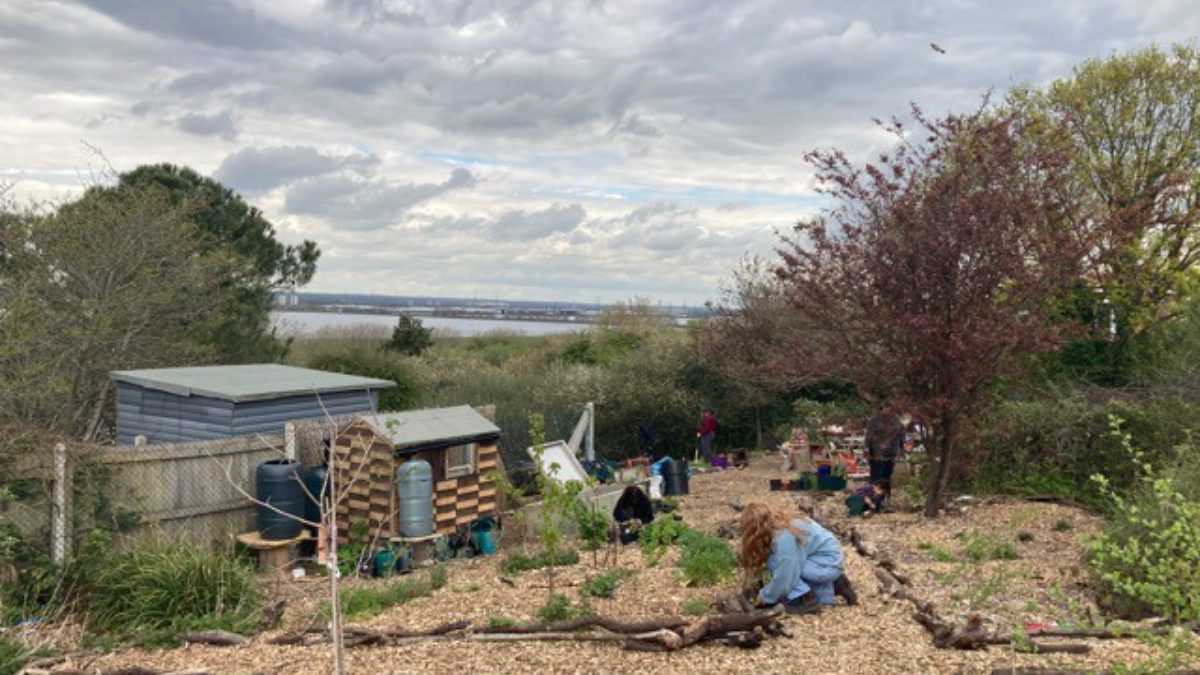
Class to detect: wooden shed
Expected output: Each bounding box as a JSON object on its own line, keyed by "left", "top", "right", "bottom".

{"left": 332, "top": 406, "right": 501, "bottom": 541}
{"left": 110, "top": 364, "right": 394, "bottom": 444}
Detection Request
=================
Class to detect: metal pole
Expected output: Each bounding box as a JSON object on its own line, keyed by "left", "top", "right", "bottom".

{"left": 51, "top": 443, "right": 68, "bottom": 564}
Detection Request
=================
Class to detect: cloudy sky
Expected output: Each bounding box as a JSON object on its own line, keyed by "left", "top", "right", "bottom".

{"left": 2, "top": 1, "right": 1197, "bottom": 304}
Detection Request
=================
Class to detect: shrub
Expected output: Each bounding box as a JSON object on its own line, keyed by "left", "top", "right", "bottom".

{"left": 580, "top": 569, "right": 634, "bottom": 599}
{"left": 1088, "top": 416, "right": 1200, "bottom": 622}
{"left": 677, "top": 530, "right": 737, "bottom": 586}
{"left": 499, "top": 550, "right": 579, "bottom": 576}
{"left": 83, "top": 538, "right": 260, "bottom": 644}
{"left": 304, "top": 348, "right": 420, "bottom": 411}
{"left": 638, "top": 517, "right": 689, "bottom": 564}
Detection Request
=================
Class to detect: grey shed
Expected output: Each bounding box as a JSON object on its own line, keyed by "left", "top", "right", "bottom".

{"left": 111, "top": 364, "right": 395, "bottom": 445}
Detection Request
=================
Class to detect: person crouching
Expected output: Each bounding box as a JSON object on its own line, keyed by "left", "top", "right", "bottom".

{"left": 739, "top": 502, "right": 857, "bottom": 614}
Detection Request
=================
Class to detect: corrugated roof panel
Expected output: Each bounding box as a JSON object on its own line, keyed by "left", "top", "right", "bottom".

{"left": 362, "top": 405, "right": 500, "bottom": 450}
{"left": 110, "top": 364, "right": 394, "bottom": 402}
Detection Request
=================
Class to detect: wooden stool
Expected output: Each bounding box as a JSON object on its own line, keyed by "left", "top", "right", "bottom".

{"left": 236, "top": 531, "right": 309, "bottom": 577}
{"left": 389, "top": 533, "right": 444, "bottom": 564}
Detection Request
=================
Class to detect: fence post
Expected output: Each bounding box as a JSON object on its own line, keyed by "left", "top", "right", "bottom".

{"left": 51, "top": 443, "right": 69, "bottom": 564}
{"left": 585, "top": 401, "right": 595, "bottom": 462}
{"left": 285, "top": 422, "right": 297, "bottom": 462}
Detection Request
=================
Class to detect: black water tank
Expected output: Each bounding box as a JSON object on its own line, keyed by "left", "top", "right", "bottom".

{"left": 303, "top": 465, "right": 328, "bottom": 532}
{"left": 662, "top": 458, "right": 690, "bottom": 496}
{"left": 256, "top": 459, "right": 304, "bottom": 540}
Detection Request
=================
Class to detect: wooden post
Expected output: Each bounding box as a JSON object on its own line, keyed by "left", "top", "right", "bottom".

{"left": 50, "top": 443, "right": 69, "bottom": 564}
{"left": 284, "top": 422, "right": 297, "bottom": 462}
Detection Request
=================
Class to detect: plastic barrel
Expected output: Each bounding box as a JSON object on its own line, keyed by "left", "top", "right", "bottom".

{"left": 396, "top": 459, "right": 434, "bottom": 537}
{"left": 662, "top": 458, "right": 690, "bottom": 496}
{"left": 256, "top": 459, "right": 304, "bottom": 540}
{"left": 303, "top": 465, "right": 327, "bottom": 530}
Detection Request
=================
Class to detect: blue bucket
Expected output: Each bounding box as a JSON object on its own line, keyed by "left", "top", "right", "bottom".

{"left": 470, "top": 517, "right": 498, "bottom": 555}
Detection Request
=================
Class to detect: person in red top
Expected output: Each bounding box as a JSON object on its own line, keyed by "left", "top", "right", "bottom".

{"left": 698, "top": 409, "right": 719, "bottom": 462}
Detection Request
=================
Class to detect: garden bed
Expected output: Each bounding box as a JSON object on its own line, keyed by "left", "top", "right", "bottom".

{"left": 20, "top": 454, "right": 1200, "bottom": 674}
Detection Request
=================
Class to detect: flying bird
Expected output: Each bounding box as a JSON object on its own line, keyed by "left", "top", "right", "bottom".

{"left": 930, "top": 42, "right": 946, "bottom": 54}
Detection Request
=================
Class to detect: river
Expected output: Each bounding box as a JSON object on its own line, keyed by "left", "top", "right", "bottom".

{"left": 271, "top": 310, "right": 589, "bottom": 337}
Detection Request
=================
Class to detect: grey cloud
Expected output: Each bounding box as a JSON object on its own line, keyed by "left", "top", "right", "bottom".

{"left": 284, "top": 167, "right": 477, "bottom": 230}
{"left": 492, "top": 203, "right": 587, "bottom": 240}
{"left": 424, "top": 203, "right": 588, "bottom": 241}
{"left": 611, "top": 113, "right": 663, "bottom": 138}
{"left": 74, "top": 0, "right": 295, "bottom": 50}
{"left": 213, "top": 146, "right": 381, "bottom": 194}
{"left": 177, "top": 111, "right": 237, "bottom": 141}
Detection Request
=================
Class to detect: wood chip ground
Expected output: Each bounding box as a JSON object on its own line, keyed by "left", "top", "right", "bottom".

{"left": 43, "top": 454, "right": 1200, "bottom": 674}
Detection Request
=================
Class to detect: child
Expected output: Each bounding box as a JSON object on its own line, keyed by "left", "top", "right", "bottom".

{"left": 852, "top": 480, "right": 886, "bottom": 515}
{"left": 739, "top": 503, "right": 857, "bottom": 614}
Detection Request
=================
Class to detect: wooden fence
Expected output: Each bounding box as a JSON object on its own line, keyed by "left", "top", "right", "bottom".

{"left": 3, "top": 417, "right": 344, "bottom": 560}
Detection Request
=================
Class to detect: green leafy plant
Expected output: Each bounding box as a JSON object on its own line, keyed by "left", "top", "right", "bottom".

{"left": 681, "top": 598, "right": 710, "bottom": 616}
{"left": 580, "top": 569, "right": 634, "bottom": 599}
{"left": 638, "top": 517, "right": 689, "bottom": 565}
{"left": 676, "top": 530, "right": 737, "bottom": 587}
{"left": 487, "top": 616, "right": 518, "bottom": 629}
{"left": 1087, "top": 415, "right": 1200, "bottom": 623}
{"left": 1053, "top": 519, "right": 1074, "bottom": 532}
{"left": 324, "top": 576, "right": 433, "bottom": 621}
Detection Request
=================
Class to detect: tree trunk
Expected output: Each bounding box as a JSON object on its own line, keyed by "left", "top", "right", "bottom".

{"left": 923, "top": 418, "right": 953, "bottom": 518}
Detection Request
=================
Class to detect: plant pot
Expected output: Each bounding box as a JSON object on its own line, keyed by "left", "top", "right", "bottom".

{"left": 817, "top": 475, "right": 847, "bottom": 491}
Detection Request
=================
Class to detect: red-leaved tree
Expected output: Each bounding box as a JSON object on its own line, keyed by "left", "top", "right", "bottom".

{"left": 774, "top": 105, "right": 1134, "bottom": 516}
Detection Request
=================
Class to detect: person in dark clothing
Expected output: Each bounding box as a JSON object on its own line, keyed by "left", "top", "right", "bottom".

{"left": 698, "top": 409, "right": 719, "bottom": 462}
{"left": 865, "top": 404, "right": 904, "bottom": 505}
{"left": 851, "top": 480, "right": 887, "bottom": 514}
{"left": 612, "top": 485, "right": 655, "bottom": 544}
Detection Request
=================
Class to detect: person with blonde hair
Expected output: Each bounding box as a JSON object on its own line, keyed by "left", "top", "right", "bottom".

{"left": 739, "top": 502, "right": 856, "bottom": 614}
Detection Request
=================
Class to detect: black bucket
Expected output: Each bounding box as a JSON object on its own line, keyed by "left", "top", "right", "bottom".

{"left": 662, "top": 458, "right": 690, "bottom": 496}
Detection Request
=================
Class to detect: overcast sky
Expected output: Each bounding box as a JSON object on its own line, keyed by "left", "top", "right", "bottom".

{"left": 2, "top": 1, "right": 1197, "bottom": 304}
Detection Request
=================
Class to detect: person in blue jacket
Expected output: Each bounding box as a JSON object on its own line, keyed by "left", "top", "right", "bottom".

{"left": 739, "top": 502, "right": 857, "bottom": 614}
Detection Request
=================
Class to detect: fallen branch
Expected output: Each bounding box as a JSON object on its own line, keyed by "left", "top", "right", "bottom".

{"left": 179, "top": 629, "right": 248, "bottom": 647}
{"left": 992, "top": 670, "right": 1200, "bottom": 675}
{"left": 475, "top": 616, "right": 687, "bottom": 635}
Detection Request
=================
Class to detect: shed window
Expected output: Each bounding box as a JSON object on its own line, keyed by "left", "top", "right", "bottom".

{"left": 445, "top": 443, "right": 477, "bottom": 478}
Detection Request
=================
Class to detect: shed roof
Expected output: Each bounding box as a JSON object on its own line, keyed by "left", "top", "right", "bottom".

{"left": 361, "top": 405, "right": 500, "bottom": 451}
{"left": 110, "top": 364, "right": 395, "bottom": 402}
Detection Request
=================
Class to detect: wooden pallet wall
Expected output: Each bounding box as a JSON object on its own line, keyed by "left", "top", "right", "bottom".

{"left": 433, "top": 443, "right": 498, "bottom": 534}
{"left": 333, "top": 424, "right": 500, "bottom": 541}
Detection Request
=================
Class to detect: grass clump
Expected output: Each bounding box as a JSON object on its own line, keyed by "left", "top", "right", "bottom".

{"left": 499, "top": 550, "right": 579, "bottom": 575}
{"left": 960, "top": 530, "right": 1019, "bottom": 562}
{"left": 580, "top": 569, "right": 634, "bottom": 599}
{"left": 0, "top": 636, "right": 45, "bottom": 675}
{"left": 917, "top": 541, "right": 958, "bottom": 563}
{"left": 681, "top": 598, "right": 710, "bottom": 616}
{"left": 487, "top": 616, "right": 518, "bottom": 629}
{"left": 322, "top": 567, "right": 446, "bottom": 620}
{"left": 83, "top": 538, "right": 260, "bottom": 645}
{"left": 676, "top": 530, "right": 737, "bottom": 587}
{"left": 1053, "top": 519, "right": 1074, "bottom": 532}
{"left": 536, "top": 594, "right": 591, "bottom": 623}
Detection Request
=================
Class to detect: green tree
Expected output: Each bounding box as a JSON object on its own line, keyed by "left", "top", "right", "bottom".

{"left": 1010, "top": 44, "right": 1200, "bottom": 380}
{"left": 385, "top": 315, "right": 433, "bottom": 356}
{"left": 114, "top": 164, "right": 320, "bottom": 362}
{"left": 0, "top": 183, "right": 236, "bottom": 442}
